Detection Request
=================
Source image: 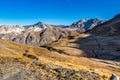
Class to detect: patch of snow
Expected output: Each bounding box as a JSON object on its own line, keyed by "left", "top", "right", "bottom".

{"left": 27, "top": 26, "right": 46, "bottom": 32}
{"left": 0, "top": 26, "right": 25, "bottom": 34}
{"left": 34, "top": 27, "right": 43, "bottom": 32}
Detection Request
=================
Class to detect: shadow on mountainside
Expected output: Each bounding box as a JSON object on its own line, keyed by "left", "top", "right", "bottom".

{"left": 69, "top": 33, "right": 120, "bottom": 62}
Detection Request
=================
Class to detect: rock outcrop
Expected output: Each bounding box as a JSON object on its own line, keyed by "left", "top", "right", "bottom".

{"left": 110, "top": 74, "right": 119, "bottom": 80}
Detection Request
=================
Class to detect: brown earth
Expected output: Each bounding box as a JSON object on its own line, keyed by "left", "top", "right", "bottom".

{"left": 0, "top": 32, "right": 120, "bottom": 80}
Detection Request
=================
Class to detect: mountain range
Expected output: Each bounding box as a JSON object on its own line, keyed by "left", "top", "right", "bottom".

{"left": 0, "top": 14, "right": 120, "bottom": 80}
{"left": 0, "top": 18, "right": 105, "bottom": 46}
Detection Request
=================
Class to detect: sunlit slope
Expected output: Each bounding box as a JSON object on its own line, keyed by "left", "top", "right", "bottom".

{"left": 44, "top": 33, "right": 120, "bottom": 77}
{"left": 0, "top": 34, "right": 120, "bottom": 79}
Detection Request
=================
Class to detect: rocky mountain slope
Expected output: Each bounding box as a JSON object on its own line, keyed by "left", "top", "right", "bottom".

{"left": 0, "top": 24, "right": 77, "bottom": 46}
{"left": 0, "top": 35, "right": 119, "bottom": 80}
{"left": 0, "top": 14, "right": 120, "bottom": 79}
{"left": 91, "top": 14, "right": 120, "bottom": 36}
{"left": 85, "top": 14, "right": 120, "bottom": 62}
{"left": 0, "top": 18, "right": 104, "bottom": 46}
{"left": 43, "top": 14, "right": 120, "bottom": 79}
{"left": 70, "top": 18, "right": 105, "bottom": 31}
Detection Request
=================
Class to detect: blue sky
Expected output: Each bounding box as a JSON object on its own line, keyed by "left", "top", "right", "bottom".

{"left": 0, "top": 0, "right": 120, "bottom": 25}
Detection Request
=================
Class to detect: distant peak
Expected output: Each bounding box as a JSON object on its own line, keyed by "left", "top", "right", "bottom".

{"left": 34, "top": 21, "right": 45, "bottom": 26}
{"left": 82, "top": 18, "right": 88, "bottom": 22}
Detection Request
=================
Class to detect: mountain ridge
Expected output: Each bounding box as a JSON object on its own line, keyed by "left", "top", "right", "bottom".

{"left": 0, "top": 14, "right": 120, "bottom": 80}
{"left": 0, "top": 18, "right": 105, "bottom": 46}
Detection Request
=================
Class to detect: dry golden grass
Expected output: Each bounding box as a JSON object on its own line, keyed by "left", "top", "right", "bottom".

{"left": 43, "top": 33, "right": 120, "bottom": 77}
{"left": 0, "top": 33, "right": 120, "bottom": 79}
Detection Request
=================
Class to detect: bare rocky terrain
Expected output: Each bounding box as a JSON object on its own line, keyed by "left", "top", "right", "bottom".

{"left": 0, "top": 14, "right": 120, "bottom": 80}
{"left": 0, "top": 57, "right": 105, "bottom": 80}
{"left": 0, "top": 18, "right": 104, "bottom": 46}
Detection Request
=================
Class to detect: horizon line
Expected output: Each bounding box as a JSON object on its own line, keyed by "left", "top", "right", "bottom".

{"left": 0, "top": 18, "right": 106, "bottom": 26}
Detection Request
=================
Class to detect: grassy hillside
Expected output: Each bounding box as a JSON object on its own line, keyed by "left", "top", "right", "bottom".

{"left": 0, "top": 33, "right": 120, "bottom": 79}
